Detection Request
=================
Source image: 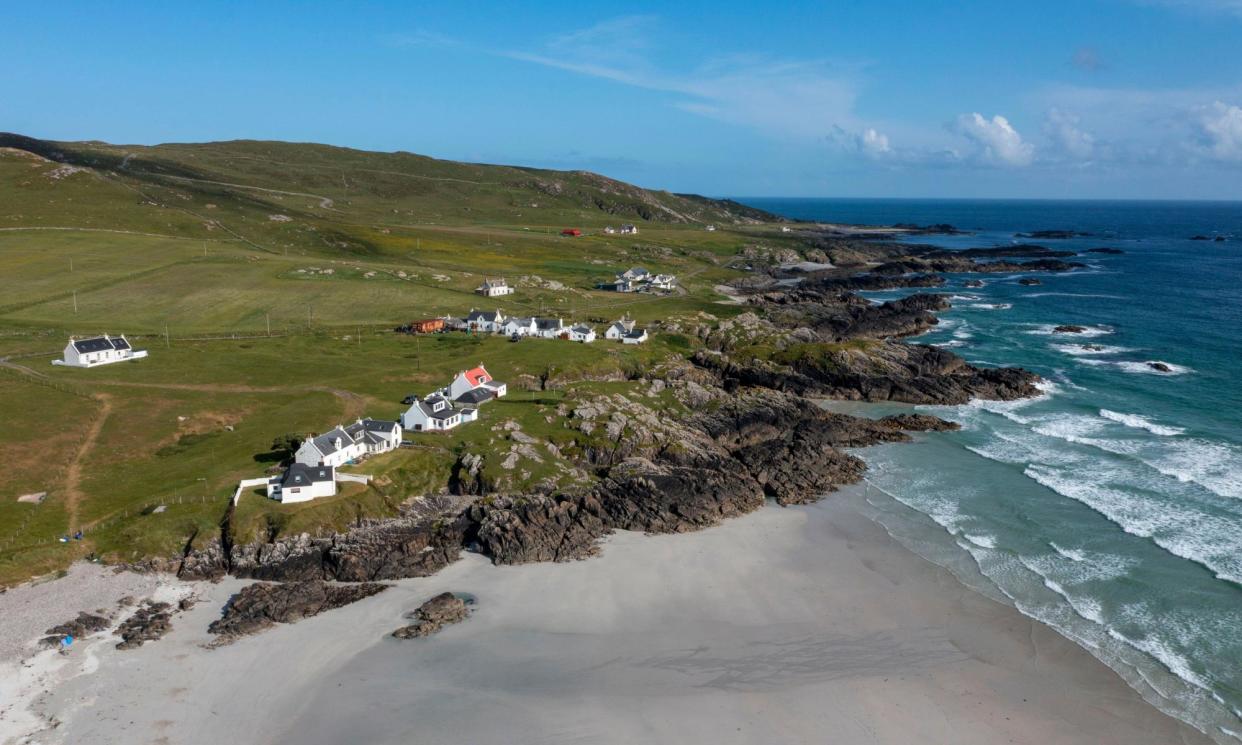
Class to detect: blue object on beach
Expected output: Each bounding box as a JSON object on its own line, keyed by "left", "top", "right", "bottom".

{"left": 61, "top": 635, "right": 73, "bottom": 647}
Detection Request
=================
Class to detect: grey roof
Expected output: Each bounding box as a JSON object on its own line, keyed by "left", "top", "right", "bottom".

{"left": 309, "top": 426, "right": 352, "bottom": 456}
{"left": 466, "top": 310, "right": 501, "bottom": 322}
{"left": 455, "top": 387, "right": 494, "bottom": 405}
{"left": 282, "top": 463, "right": 334, "bottom": 487}
{"left": 624, "top": 329, "right": 647, "bottom": 339}
{"left": 72, "top": 336, "right": 128, "bottom": 353}
{"left": 360, "top": 418, "right": 398, "bottom": 432}
{"left": 571, "top": 325, "right": 593, "bottom": 334}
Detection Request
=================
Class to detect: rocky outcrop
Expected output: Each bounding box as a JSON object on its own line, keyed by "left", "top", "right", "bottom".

{"left": 178, "top": 496, "right": 471, "bottom": 583}
{"left": 1087, "top": 247, "right": 1125, "bottom": 254}
{"left": 871, "top": 256, "right": 1083, "bottom": 275}
{"left": 1016, "top": 230, "right": 1091, "bottom": 239}
{"left": 1018, "top": 278, "right": 1042, "bottom": 286}
{"left": 115, "top": 601, "right": 174, "bottom": 650}
{"left": 469, "top": 493, "right": 609, "bottom": 564}
{"left": 392, "top": 592, "right": 471, "bottom": 639}
{"left": 39, "top": 611, "right": 111, "bottom": 648}
{"left": 1053, "top": 325, "right": 1087, "bottom": 334}
{"left": 208, "top": 580, "right": 388, "bottom": 640}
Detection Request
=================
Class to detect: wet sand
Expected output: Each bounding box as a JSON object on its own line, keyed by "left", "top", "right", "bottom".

{"left": 10, "top": 489, "right": 1213, "bottom": 745}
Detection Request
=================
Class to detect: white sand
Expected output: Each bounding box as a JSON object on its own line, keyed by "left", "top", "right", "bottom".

{"left": 10, "top": 490, "right": 1213, "bottom": 745}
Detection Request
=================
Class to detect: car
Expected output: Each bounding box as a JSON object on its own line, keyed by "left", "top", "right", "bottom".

{"left": 509, "top": 333, "right": 521, "bottom": 342}
{"left": 401, "top": 394, "right": 417, "bottom": 405}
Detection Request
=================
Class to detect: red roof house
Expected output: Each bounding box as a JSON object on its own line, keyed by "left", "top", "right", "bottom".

{"left": 561, "top": 228, "right": 582, "bottom": 237}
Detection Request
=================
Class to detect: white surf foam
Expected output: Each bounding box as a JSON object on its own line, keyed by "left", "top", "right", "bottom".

{"left": 1099, "top": 409, "right": 1185, "bottom": 436}
{"left": 1026, "top": 323, "right": 1115, "bottom": 338}
{"left": 1050, "top": 343, "right": 1133, "bottom": 356}
{"left": 1076, "top": 359, "right": 1193, "bottom": 376}
{"left": 963, "top": 302, "right": 1012, "bottom": 310}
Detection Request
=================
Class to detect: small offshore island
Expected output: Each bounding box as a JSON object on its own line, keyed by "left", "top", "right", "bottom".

{"left": 0, "top": 136, "right": 1217, "bottom": 745}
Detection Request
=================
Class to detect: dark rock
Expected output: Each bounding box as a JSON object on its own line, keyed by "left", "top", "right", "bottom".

{"left": 1214, "top": 236, "right": 1226, "bottom": 242}
{"left": 1190, "top": 235, "right": 1210, "bottom": 241}
{"left": 923, "top": 245, "right": 1075, "bottom": 259}
{"left": 1053, "top": 325, "right": 1087, "bottom": 334}
{"left": 1017, "top": 230, "right": 1091, "bottom": 239}
{"left": 1018, "top": 278, "right": 1042, "bottom": 286}
{"left": 115, "top": 601, "right": 174, "bottom": 650}
{"left": 963, "top": 279, "right": 985, "bottom": 288}
{"left": 877, "top": 413, "right": 961, "bottom": 432}
{"left": 208, "top": 580, "right": 389, "bottom": 640}
{"left": 391, "top": 592, "right": 471, "bottom": 639}
{"left": 469, "top": 493, "right": 609, "bottom": 564}
{"left": 43, "top": 611, "right": 111, "bottom": 646}
{"left": 1148, "top": 362, "right": 1173, "bottom": 373}
{"left": 1086, "top": 247, "right": 1125, "bottom": 254}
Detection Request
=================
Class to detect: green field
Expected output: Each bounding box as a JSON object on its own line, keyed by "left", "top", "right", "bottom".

{"left": 0, "top": 134, "right": 803, "bottom": 586}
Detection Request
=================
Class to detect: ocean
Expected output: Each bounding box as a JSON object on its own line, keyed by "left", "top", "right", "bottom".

{"left": 741, "top": 198, "right": 1242, "bottom": 741}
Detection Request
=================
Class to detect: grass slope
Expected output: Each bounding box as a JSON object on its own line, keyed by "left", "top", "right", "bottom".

{"left": 0, "top": 133, "right": 804, "bottom": 586}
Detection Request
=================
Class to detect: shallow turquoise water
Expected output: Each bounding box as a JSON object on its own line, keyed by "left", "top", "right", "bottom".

{"left": 742, "top": 199, "right": 1242, "bottom": 741}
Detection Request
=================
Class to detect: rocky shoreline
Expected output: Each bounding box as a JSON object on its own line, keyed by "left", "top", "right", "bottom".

{"left": 129, "top": 230, "right": 1070, "bottom": 640}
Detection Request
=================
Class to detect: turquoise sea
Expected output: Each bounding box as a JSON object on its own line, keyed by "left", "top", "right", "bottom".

{"left": 742, "top": 198, "right": 1242, "bottom": 741}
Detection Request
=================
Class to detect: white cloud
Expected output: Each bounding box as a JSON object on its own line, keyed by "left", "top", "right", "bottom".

{"left": 502, "top": 17, "right": 864, "bottom": 142}
{"left": 1044, "top": 109, "right": 1096, "bottom": 159}
{"left": 953, "top": 113, "right": 1035, "bottom": 166}
{"left": 858, "top": 128, "right": 892, "bottom": 157}
{"left": 1198, "top": 101, "right": 1242, "bottom": 161}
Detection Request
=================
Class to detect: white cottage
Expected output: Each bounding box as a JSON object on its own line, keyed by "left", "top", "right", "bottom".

{"left": 448, "top": 365, "right": 507, "bottom": 400}
{"left": 533, "top": 318, "right": 565, "bottom": 339}
{"left": 620, "top": 223, "right": 639, "bottom": 235}
{"left": 465, "top": 309, "right": 506, "bottom": 333}
{"left": 568, "top": 325, "right": 596, "bottom": 343}
{"left": 401, "top": 393, "right": 463, "bottom": 432}
{"left": 605, "top": 318, "right": 636, "bottom": 340}
{"left": 623, "top": 328, "right": 649, "bottom": 344}
{"left": 476, "top": 278, "right": 514, "bottom": 297}
{"left": 267, "top": 464, "right": 336, "bottom": 503}
{"left": 295, "top": 417, "right": 401, "bottom": 468}
{"left": 55, "top": 335, "right": 148, "bottom": 368}
{"left": 502, "top": 317, "right": 537, "bottom": 337}
{"left": 648, "top": 274, "right": 677, "bottom": 291}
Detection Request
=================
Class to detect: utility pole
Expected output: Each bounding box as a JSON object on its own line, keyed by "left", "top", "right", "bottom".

{"left": 69, "top": 257, "right": 73, "bottom": 272}
{"left": 266, "top": 313, "right": 271, "bottom": 337}
{"left": 164, "top": 324, "right": 170, "bottom": 348}
{"left": 72, "top": 291, "right": 77, "bottom": 314}
{"left": 415, "top": 333, "right": 421, "bottom": 370}
{"left": 307, "top": 304, "right": 312, "bottom": 328}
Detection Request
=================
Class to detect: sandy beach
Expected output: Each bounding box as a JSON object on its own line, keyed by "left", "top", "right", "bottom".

{"left": 3, "top": 488, "right": 1213, "bottom": 745}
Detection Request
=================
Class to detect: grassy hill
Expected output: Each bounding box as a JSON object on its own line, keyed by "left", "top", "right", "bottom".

{"left": 0, "top": 133, "right": 803, "bottom": 586}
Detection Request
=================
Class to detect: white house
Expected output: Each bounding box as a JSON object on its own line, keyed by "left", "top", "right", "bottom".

{"left": 705, "top": 224, "right": 717, "bottom": 232}
{"left": 603, "top": 226, "right": 617, "bottom": 235}
{"left": 568, "top": 324, "right": 596, "bottom": 343}
{"left": 620, "top": 223, "right": 639, "bottom": 235}
{"left": 622, "top": 328, "right": 649, "bottom": 345}
{"left": 605, "top": 318, "right": 635, "bottom": 340}
{"left": 476, "top": 278, "right": 514, "bottom": 297}
{"left": 502, "top": 316, "right": 537, "bottom": 337}
{"left": 295, "top": 418, "right": 401, "bottom": 467}
{"left": 648, "top": 274, "right": 677, "bottom": 291}
{"left": 780, "top": 226, "right": 792, "bottom": 233}
{"left": 267, "top": 464, "right": 336, "bottom": 503}
{"left": 401, "top": 393, "right": 463, "bottom": 432}
{"left": 448, "top": 364, "right": 508, "bottom": 400}
{"left": 619, "top": 267, "right": 650, "bottom": 282}
{"left": 533, "top": 318, "right": 565, "bottom": 339}
{"left": 54, "top": 335, "right": 148, "bottom": 368}
{"left": 465, "top": 309, "right": 505, "bottom": 333}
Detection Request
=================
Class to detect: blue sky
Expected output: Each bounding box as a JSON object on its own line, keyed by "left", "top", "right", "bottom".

{"left": 4, "top": 1, "right": 1242, "bottom": 198}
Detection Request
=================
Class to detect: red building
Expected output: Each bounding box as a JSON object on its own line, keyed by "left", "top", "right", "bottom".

{"left": 406, "top": 318, "right": 445, "bottom": 334}
{"left": 561, "top": 228, "right": 582, "bottom": 237}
